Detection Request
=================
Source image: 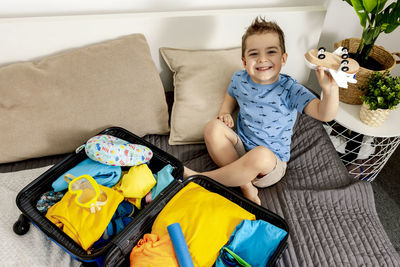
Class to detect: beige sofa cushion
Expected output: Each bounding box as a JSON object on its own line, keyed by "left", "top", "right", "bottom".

{"left": 160, "top": 47, "right": 243, "bottom": 145}
{"left": 0, "top": 34, "right": 169, "bottom": 163}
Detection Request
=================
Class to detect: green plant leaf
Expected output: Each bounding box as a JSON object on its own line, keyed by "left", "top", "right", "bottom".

{"left": 362, "top": 0, "right": 377, "bottom": 13}
{"left": 382, "top": 2, "right": 400, "bottom": 33}
{"left": 342, "top": 0, "right": 354, "bottom": 6}
{"left": 361, "top": 71, "right": 400, "bottom": 109}
{"left": 385, "top": 24, "right": 399, "bottom": 33}
{"left": 373, "top": 0, "right": 388, "bottom": 13}
{"left": 351, "top": 0, "right": 368, "bottom": 27}
{"left": 361, "top": 27, "right": 381, "bottom": 44}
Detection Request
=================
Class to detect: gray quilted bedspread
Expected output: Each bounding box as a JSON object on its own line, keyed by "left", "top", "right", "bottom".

{"left": 144, "top": 114, "right": 400, "bottom": 267}
{"left": 1, "top": 114, "right": 399, "bottom": 266}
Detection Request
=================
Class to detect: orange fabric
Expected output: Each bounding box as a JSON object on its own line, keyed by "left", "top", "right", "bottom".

{"left": 130, "top": 233, "right": 178, "bottom": 267}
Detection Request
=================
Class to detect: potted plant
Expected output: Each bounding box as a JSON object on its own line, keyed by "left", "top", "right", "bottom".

{"left": 335, "top": 0, "right": 400, "bottom": 105}
{"left": 359, "top": 71, "right": 400, "bottom": 126}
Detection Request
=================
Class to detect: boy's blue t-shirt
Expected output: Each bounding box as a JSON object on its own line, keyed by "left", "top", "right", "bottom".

{"left": 227, "top": 70, "right": 316, "bottom": 161}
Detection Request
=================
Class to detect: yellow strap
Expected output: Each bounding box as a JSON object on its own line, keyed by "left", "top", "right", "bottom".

{"left": 63, "top": 173, "right": 76, "bottom": 183}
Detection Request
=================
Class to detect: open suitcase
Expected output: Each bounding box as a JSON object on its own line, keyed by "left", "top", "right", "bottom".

{"left": 14, "top": 126, "right": 289, "bottom": 266}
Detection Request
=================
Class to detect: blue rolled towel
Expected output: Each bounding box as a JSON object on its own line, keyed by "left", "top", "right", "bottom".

{"left": 52, "top": 158, "right": 122, "bottom": 192}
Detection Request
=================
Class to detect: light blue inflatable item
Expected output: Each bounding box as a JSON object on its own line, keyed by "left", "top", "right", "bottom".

{"left": 150, "top": 164, "right": 174, "bottom": 199}
{"left": 215, "top": 219, "right": 287, "bottom": 267}
{"left": 52, "top": 158, "right": 122, "bottom": 192}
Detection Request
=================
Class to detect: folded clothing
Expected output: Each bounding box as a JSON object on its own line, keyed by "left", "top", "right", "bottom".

{"left": 113, "top": 164, "right": 156, "bottom": 208}
{"left": 52, "top": 158, "right": 122, "bottom": 192}
{"left": 130, "top": 234, "right": 178, "bottom": 267}
{"left": 151, "top": 182, "right": 256, "bottom": 267}
{"left": 93, "top": 201, "right": 135, "bottom": 249}
{"left": 151, "top": 164, "right": 175, "bottom": 199}
{"left": 46, "top": 184, "right": 124, "bottom": 250}
{"left": 137, "top": 164, "right": 176, "bottom": 208}
{"left": 215, "top": 219, "right": 287, "bottom": 267}
{"left": 36, "top": 191, "right": 65, "bottom": 213}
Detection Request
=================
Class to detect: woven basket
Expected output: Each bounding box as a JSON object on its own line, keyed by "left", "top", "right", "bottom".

{"left": 359, "top": 103, "right": 391, "bottom": 127}
{"left": 334, "top": 38, "right": 397, "bottom": 105}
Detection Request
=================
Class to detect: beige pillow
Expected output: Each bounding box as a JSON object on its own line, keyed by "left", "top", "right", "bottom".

{"left": 0, "top": 34, "right": 169, "bottom": 163}
{"left": 160, "top": 47, "right": 243, "bottom": 145}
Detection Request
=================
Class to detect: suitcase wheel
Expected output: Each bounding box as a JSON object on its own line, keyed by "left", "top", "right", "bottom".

{"left": 13, "top": 214, "right": 30, "bottom": 235}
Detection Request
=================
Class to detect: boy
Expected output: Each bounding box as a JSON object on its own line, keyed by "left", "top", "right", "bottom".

{"left": 184, "top": 17, "right": 338, "bottom": 204}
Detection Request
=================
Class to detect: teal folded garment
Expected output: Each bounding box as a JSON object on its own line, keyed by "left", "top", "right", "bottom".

{"left": 216, "top": 219, "right": 287, "bottom": 267}
{"left": 151, "top": 164, "right": 174, "bottom": 199}
{"left": 52, "top": 158, "right": 122, "bottom": 192}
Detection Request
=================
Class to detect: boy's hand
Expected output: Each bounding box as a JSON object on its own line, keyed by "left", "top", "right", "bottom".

{"left": 304, "top": 66, "right": 339, "bottom": 122}
{"left": 315, "top": 66, "right": 338, "bottom": 93}
{"left": 217, "top": 113, "right": 234, "bottom": 128}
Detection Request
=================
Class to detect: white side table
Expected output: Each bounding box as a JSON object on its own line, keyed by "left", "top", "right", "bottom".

{"left": 324, "top": 102, "right": 400, "bottom": 181}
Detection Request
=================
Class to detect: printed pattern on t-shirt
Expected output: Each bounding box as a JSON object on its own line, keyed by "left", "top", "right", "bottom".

{"left": 227, "top": 70, "right": 316, "bottom": 161}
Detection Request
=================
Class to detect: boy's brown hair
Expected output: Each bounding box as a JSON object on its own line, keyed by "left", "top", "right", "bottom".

{"left": 241, "top": 17, "right": 286, "bottom": 57}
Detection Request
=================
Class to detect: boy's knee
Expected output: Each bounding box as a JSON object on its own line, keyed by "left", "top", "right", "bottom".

{"left": 249, "top": 146, "right": 276, "bottom": 171}
{"left": 204, "top": 119, "right": 224, "bottom": 140}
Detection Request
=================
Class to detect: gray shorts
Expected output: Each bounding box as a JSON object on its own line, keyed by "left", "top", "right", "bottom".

{"left": 234, "top": 137, "right": 287, "bottom": 188}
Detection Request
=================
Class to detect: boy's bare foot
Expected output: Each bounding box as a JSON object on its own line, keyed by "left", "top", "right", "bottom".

{"left": 240, "top": 183, "right": 261, "bottom": 205}
{"left": 184, "top": 167, "right": 261, "bottom": 205}
{"left": 183, "top": 166, "right": 199, "bottom": 179}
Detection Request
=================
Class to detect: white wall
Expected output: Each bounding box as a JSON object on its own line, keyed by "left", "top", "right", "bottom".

{"left": 0, "top": 0, "right": 325, "bottom": 17}
{"left": 1, "top": 0, "right": 399, "bottom": 92}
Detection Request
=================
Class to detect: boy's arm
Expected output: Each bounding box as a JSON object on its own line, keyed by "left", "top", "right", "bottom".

{"left": 304, "top": 66, "right": 339, "bottom": 122}
{"left": 217, "top": 92, "right": 238, "bottom": 128}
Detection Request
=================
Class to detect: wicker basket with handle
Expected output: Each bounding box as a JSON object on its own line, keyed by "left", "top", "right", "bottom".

{"left": 334, "top": 38, "right": 399, "bottom": 105}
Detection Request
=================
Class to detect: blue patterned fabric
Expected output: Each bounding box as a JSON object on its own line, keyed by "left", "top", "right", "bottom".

{"left": 36, "top": 191, "right": 65, "bottom": 213}
{"left": 81, "top": 135, "right": 153, "bottom": 166}
{"left": 92, "top": 201, "right": 135, "bottom": 249}
{"left": 228, "top": 70, "right": 316, "bottom": 161}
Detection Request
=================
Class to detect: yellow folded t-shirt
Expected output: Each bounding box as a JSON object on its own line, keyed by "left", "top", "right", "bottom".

{"left": 46, "top": 185, "right": 123, "bottom": 250}
{"left": 151, "top": 182, "right": 256, "bottom": 267}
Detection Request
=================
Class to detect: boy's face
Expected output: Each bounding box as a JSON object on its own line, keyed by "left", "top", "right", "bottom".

{"left": 242, "top": 32, "right": 287, "bottom": 85}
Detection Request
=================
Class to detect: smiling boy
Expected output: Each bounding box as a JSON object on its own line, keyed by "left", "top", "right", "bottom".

{"left": 184, "top": 17, "right": 339, "bottom": 204}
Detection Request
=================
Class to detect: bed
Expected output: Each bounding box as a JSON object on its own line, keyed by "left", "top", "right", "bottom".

{"left": 1, "top": 6, "right": 399, "bottom": 266}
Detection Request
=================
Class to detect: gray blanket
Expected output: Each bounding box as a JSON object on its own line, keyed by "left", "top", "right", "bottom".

{"left": 144, "top": 114, "right": 400, "bottom": 266}
{"left": 1, "top": 114, "right": 399, "bottom": 266}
